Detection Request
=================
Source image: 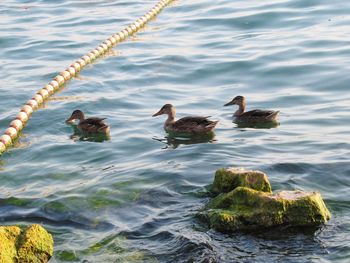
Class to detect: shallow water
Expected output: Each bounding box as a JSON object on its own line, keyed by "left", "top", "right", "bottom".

{"left": 1, "top": 0, "right": 350, "bottom": 262}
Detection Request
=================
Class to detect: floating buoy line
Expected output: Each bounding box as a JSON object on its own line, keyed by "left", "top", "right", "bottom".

{"left": 0, "top": 0, "right": 174, "bottom": 155}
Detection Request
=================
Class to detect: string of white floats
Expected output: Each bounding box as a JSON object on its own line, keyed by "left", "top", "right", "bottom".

{"left": 0, "top": 0, "right": 174, "bottom": 155}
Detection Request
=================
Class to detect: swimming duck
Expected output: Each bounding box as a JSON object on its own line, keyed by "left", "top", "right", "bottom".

{"left": 224, "top": 96, "right": 279, "bottom": 123}
{"left": 152, "top": 104, "right": 218, "bottom": 135}
{"left": 65, "top": 110, "right": 110, "bottom": 135}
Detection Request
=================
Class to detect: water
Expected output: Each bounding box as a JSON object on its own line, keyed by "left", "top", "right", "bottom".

{"left": 1, "top": 0, "right": 350, "bottom": 262}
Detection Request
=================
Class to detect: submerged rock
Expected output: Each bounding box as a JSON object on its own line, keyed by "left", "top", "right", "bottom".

{"left": 200, "top": 167, "right": 331, "bottom": 233}
{"left": 211, "top": 167, "right": 272, "bottom": 194}
{"left": 0, "top": 224, "right": 53, "bottom": 263}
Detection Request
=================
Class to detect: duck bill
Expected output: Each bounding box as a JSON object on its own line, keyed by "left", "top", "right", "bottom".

{"left": 152, "top": 109, "right": 163, "bottom": 117}
{"left": 65, "top": 115, "right": 75, "bottom": 124}
{"left": 224, "top": 100, "right": 235, "bottom": 106}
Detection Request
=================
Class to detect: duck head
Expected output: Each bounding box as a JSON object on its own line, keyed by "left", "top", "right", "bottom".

{"left": 224, "top": 95, "right": 246, "bottom": 107}
{"left": 152, "top": 104, "right": 175, "bottom": 117}
{"left": 66, "top": 109, "right": 85, "bottom": 123}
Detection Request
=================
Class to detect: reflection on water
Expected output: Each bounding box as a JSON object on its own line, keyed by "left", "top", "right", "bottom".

{"left": 68, "top": 125, "right": 110, "bottom": 143}
{"left": 153, "top": 132, "right": 216, "bottom": 149}
{"left": 235, "top": 120, "right": 280, "bottom": 129}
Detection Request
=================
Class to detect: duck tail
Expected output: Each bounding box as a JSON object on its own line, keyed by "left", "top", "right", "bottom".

{"left": 97, "top": 125, "right": 110, "bottom": 134}
{"left": 267, "top": 111, "right": 280, "bottom": 121}
{"left": 205, "top": 120, "right": 219, "bottom": 131}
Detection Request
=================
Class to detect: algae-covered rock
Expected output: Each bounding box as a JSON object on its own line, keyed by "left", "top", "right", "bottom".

{"left": 201, "top": 167, "right": 331, "bottom": 233}
{"left": 0, "top": 224, "right": 53, "bottom": 263}
{"left": 0, "top": 226, "right": 21, "bottom": 263}
{"left": 211, "top": 167, "right": 272, "bottom": 194}
{"left": 200, "top": 187, "right": 331, "bottom": 232}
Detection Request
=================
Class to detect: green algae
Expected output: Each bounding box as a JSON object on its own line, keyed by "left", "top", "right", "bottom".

{"left": 277, "top": 190, "right": 331, "bottom": 226}
{"left": 56, "top": 250, "right": 80, "bottom": 262}
{"left": 82, "top": 234, "right": 126, "bottom": 255}
{"left": 201, "top": 187, "right": 331, "bottom": 232}
{"left": 112, "top": 181, "right": 130, "bottom": 188}
{"left": 0, "top": 226, "right": 21, "bottom": 263}
{"left": 88, "top": 195, "right": 121, "bottom": 209}
{"left": 201, "top": 167, "right": 331, "bottom": 233}
{"left": 44, "top": 191, "right": 123, "bottom": 212}
{"left": 55, "top": 234, "right": 155, "bottom": 262}
{"left": 211, "top": 167, "right": 272, "bottom": 194}
{"left": 43, "top": 200, "right": 68, "bottom": 213}
{"left": 56, "top": 235, "right": 127, "bottom": 261}
{"left": 0, "top": 197, "right": 30, "bottom": 207}
{"left": 17, "top": 224, "right": 54, "bottom": 263}
{"left": 0, "top": 224, "right": 53, "bottom": 263}
{"left": 129, "top": 191, "right": 141, "bottom": 201}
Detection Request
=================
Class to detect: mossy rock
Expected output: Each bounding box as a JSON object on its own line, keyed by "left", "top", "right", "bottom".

{"left": 0, "top": 224, "right": 53, "bottom": 263}
{"left": 211, "top": 167, "right": 272, "bottom": 194}
{"left": 0, "top": 226, "right": 21, "bottom": 263}
{"left": 200, "top": 187, "right": 331, "bottom": 232}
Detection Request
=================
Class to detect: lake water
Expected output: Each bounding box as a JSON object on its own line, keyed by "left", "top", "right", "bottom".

{"left": 1, "top": 0, "right": 350, "bottom": 262}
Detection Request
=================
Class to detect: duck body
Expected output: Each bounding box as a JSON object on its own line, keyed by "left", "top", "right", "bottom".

{"left": 224, "top": 96, "right": 279, "bottom": 124}
{"left": 165, "top": 116, "right": 218, "bottom": 134}
{"left": 66, "top": 110, "right": 110, "bottom": 135}
{"left": 77, "top": 117, "right": 110, "bottom": 134}
{"left": 234, "top": 109, "right": 280, "bottom": 123}
{"left": 153, "top": 104, "right": 218, "bottom": 135}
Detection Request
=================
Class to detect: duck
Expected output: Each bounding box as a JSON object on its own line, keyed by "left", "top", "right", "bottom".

{"left": 224, "top": 95, "right": 279, "bottom": 124}
{"left": 65, "top": 110, "right": 110, "bottom": 135}
{"left": 152, "top": 104, "right": 218, "bottom": 135}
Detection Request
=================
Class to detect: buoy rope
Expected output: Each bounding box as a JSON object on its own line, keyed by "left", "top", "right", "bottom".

{"left": 0, "top": 0, "right": 174, "bottom": 155}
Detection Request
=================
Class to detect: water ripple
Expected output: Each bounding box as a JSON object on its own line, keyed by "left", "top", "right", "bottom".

{"left": 1, "top": 0, "right": 350, "bottom": 262}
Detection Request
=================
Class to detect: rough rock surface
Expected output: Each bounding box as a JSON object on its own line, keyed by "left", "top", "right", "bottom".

{"left": 211, "top": 167, "right": 272, "bottom": 194}
{"left": 200, "top": 167, "right": 331, "bottom": 233}
{"left": 0, "top": 224, "right": 53, "bottom": 263}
